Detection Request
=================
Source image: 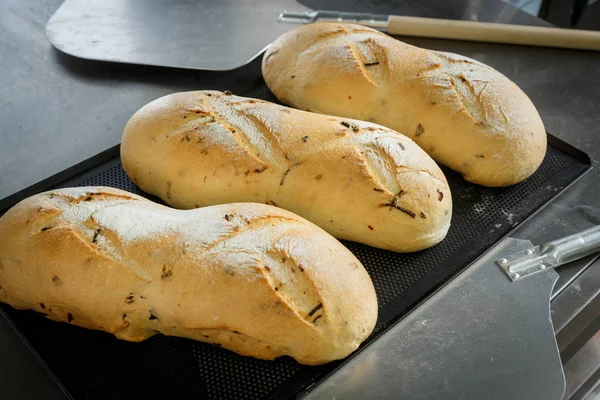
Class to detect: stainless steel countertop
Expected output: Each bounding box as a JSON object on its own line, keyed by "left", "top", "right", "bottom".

{"left": 1, "top": 0, "right": 599, "bottom": 399}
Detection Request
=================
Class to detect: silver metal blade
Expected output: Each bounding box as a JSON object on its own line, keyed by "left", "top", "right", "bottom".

{"left": 46, "top": 0, "right": 311, "bottom": 71}
{"left": 306, "top": 237, "right": 564, "bottom": 400}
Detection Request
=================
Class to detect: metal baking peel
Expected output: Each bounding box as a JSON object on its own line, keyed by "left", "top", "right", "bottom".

{"left": 306, "top": 226, "right": 600, "bottom": 400}
{"left": 45, "top": 1, "right": 600, "bottom": 73}
{"left": 45, "top": 0, "right": 311, "bottom": 71}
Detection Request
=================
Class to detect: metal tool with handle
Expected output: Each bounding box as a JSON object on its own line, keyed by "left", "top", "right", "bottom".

{"left": 279, "top": 10, "right": 600, "bottom": 51}
{"left": 306, "top": 236, "right": 567, "bottom": 400}
{"left": 497, "top": 225, "right": 600, "bottom": 281}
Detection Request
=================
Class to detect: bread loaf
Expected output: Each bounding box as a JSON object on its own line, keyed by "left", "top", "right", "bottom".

{"left": 262, "top": 23, "right": 547, "bottom": 187}
{"left": 121, "top": 90, "right": 452, "bottom": 253}
{"left": 0, "top": 187, "right": 377, "bottom": 365}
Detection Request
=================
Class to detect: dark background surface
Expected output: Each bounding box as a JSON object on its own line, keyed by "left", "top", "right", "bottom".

{"left": 2, "top": 0, "right": 599, "bottom": 226}
{"left": 1, "top": 0, "right": 600, "bottom": 398}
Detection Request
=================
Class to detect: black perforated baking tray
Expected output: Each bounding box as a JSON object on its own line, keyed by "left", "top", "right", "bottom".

{"left": 0, "top": 87, "right": 591, "bottom": 400}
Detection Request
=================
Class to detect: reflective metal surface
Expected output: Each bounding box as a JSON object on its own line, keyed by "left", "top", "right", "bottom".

{"left": 306, "top": 238, "right": 564, "bottom": 400}
{"left": 279, "top": 10, "right": 390, "bottom": 29}
{"left": 553, "top": 257, "right": 600, "bottom": 362}
{"left": 498, "top": 226, "right": 600, "bottom": 282}
{"left": 44, "top": 0, "right": 552, "bottom": 72}
{"left": 552, "top": 255, "right": 599, "bottom": 299}
{"left": 563, "top": 330, "right": 600, "bottom": 399}
{"left": 46, "top": 0, "right": 311, "bottom": 71}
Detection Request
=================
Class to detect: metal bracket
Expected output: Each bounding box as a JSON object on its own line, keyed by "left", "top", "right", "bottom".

{"left": 278, "top": 10, "right": 390, "bottom": 30}
{"left": 497, "top": 245, "right": 553, "bottom": 281}
{"left": 497, "top": 225, "right": 600, "bottom": 282}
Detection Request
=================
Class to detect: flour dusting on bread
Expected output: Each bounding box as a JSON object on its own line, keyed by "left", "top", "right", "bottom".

{"left": 121, "top": 91, "right": 452, "bottom": 252}
{"left": 262, "top": 23, "right": 546, "bottom": 187}
{"left": 0, "top": 186, "right": 378, "bottom": 365}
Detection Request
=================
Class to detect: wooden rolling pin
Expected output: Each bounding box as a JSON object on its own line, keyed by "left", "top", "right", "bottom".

{"left": 279, "top": 10, "right": 600, "bottom": 51}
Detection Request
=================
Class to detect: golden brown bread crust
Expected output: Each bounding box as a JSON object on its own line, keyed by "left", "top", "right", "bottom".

{"left": 262, "top": 23, "right": 547, "bottom": 187}
{"left": 121, "top": 90, "right": 452, "bottom": 253}
{"left": 0, "top": 186, "right": 377, "bottom": 365}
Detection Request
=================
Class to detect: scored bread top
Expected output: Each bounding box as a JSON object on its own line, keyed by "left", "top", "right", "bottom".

{"left": 262, "top": 23, "right": 547, "bottom": 187}
{"left": 0, "top": 186, "right": 378, "bottom": 365}
{"left": 121, "top": 90, "right": 452, "bottom": 252}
